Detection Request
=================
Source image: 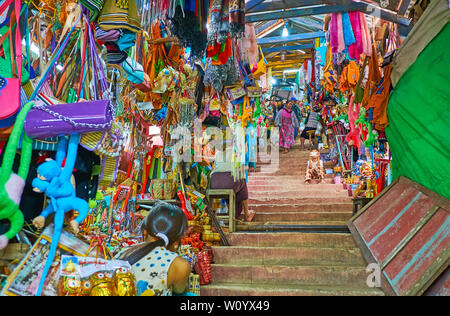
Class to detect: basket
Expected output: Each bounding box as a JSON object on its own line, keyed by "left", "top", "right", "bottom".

{"left": 150, "top": 179, "right": 176, "bottom": 200}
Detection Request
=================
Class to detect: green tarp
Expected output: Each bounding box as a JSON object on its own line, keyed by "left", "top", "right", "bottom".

{"left": 385, "top": 22, "right": 450, "bottom": 199}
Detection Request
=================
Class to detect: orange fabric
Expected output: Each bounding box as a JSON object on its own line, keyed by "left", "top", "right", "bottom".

{"left": 363, "top": 44, "right": 382, "bottom": 108}
{"left": 339, "top": 66, "right": 349, "bottom": 94}
{"left": 347, "top": 60, "right": 359, "bottom": 89}
{"left": 367, "top": 64, "right": 392, "bottom": 130}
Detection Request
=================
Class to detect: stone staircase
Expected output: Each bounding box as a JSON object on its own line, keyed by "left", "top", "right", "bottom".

{"left": 201, "top": 144, "right": 384, "bottom": 296}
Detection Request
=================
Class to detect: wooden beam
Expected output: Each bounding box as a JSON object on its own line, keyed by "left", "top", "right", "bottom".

{"left": 258, "top": 32, "right": 324, "bottom": 45}
{"left": 257, "top": 20, "right": 285, "bottom": 38}
{"left": 247, "top": 0, "right": 339, "bottom": 13}
{"left": 246, "top": 4, "right": 365, "bottom": 23}
{"left": 262, "top": 43, "right": 314, "bottom": 54}
{"left": 245, "top": 0, "right": 266, "bottom": 12}
{"left": 247, "top": 1, "right": 412, "bottom": 36}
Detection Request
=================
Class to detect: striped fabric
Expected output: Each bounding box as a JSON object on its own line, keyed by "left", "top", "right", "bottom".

{"left": 98, "top": 0, "right": 141, "bottom": 34}
{"left": 95, "top": 25, "right": 121, "bottom": 42}
{"left": 105, "top": 43, "right": 128, "bottom": 64}
{"left": 79, "top": 0, "right": 105, "bottom": 22}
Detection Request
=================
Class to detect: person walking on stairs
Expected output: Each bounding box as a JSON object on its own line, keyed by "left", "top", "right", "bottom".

{"left": 274, "top": 100, "right": 300, "bottom": 153}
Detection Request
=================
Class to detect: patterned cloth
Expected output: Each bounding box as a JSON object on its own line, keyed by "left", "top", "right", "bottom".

{"left": 98, "top": 0, "right": 141, "bottom": 33}
{"left": 131, "top": 246, "right": 179, "bottom": 296}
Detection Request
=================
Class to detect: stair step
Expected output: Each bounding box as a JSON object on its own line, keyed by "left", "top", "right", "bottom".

{"left": 227, "top": 232, "right": 358, "bottom": 248}
{"left": 236, "top": 221, "right": 349, "bottom": 232}
{"left": 210, "top": 264, "right": 370, "bottom": 287}
{"left": 249, "top": 197, "right": 352, "bottom": 204}
{"left": 201, "top": 283, "right": 384, "bottom": 296}
{"left": 248, "top": 203, "right": 353, "bottom": 213}
{"left": 253, "top": 211, "right": 353, "bottom": 222}
{"left": 211, "top": 246, "right": 366, "bottom": 266}
{"left": 248, "top": 185, "right": 344, "bottom": 191}
{"left": 248, "top": 191, "right": 348, "bottom": 199}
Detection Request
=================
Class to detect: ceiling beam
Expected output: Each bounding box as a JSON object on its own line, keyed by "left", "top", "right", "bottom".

{"left": 261, "top": 43, "right": 315, "bottom": 54}
{"left": 258, "top": 32, "right": 324, "bottom": 45}
{"left": 247, "top": 0, "right": 339, "bottom": 13}
{"left": 245, "top": 0, "right": 266, "bottom": 12}
{"left": 246, "top": 1, "right": 412, "bottom": 36}
{"left": 257, "top": 20, "right": 285, "bottom": 38}
{"left": 255, "top": 20, "right": 280, "bottom": 34}
{"left": 246, "top": 3, "right": 365, "bottom": 23}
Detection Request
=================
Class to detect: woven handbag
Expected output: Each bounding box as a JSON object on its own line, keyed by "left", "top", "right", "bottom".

{"left": 149, "top": 178, "right": 176, "bottom": 200}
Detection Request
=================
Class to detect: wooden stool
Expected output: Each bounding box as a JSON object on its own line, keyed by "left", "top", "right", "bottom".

{"left": 306, "top": 130, "right": 316, "bottom": 149}
{"left": 206, "top": 189, "right": 236, "bottom": 233}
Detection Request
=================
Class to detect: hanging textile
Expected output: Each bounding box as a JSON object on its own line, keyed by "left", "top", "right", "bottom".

{"left": 385, "top": 23, "right": 450, "bottom": 199}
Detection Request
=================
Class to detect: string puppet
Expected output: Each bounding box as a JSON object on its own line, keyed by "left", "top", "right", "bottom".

{"left": 31, "top": 133, "right": 89, "bottom": 296}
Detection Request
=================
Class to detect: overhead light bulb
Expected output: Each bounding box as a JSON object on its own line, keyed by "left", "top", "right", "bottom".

{"left": 271, "top": 78, "right": 277, "bottom": 85}
{"left": 282, "top": 25, "right": 289, "bottom": 37}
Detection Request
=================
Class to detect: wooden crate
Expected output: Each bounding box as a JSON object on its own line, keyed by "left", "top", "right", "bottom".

{"left": 348, "top": 176, "right": 450, "bottom": 296}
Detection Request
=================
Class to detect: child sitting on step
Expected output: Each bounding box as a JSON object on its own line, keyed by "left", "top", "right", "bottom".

{"left": 305, "top": 149, "right": 325, "bottom": 184}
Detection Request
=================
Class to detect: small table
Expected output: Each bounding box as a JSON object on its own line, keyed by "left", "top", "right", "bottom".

{"left": 206, "top": 189, "right": 236, "bottom": 233}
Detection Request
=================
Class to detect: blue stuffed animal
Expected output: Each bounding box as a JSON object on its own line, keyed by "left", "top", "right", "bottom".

{"left": 31, "top": 134, "right": 88, "bottom": 296}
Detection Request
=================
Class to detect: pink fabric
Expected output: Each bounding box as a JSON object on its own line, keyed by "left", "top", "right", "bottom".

{"left": 336, "top": 13, "right": 346, "bottom": 53}
{"left": 359, "top": 12, "right": 372, "bottom": 56}
{"left": 330, "top": 13, "right": 338, "bottom": 54}
{"left": 348, "top": 11, "right": 362, "bottom": 60}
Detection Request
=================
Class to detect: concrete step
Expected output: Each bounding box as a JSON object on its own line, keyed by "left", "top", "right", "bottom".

{"left": 210, "top": 264, "right": 370, "bottom": 287}
{"left": 248, "top": 203, "right": 353, "bottom": 213}
{"left": 253, "top": 211, "right": 353, "bottom": 222}
{"left": 211, "top": 246, "right": 366, "bottom": 266}
{"left": 251, "top": 172, "right": 336, "bottom": 178}
{"left": 248, "top": 181, "right": 342, "bottom": 186}
{"left": 201, "top": 283, "right": 384, "bottom": 296}
{"left": 247, "top": 184, "right": 343, "bottom": 192}
{"left": 226, "top": 232, "right": 358, "bottom": 248}
{"left": 235, "top": 221, "right": 349, "bottom": 232}
{"left": 248, "top": 190, "right": 348, "bottom": 199}
{"left": 249, "top": 179, "right": 337, "bottom": 185}
{"left": 248, "top": 196, "right": 352, "bottom": 205}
